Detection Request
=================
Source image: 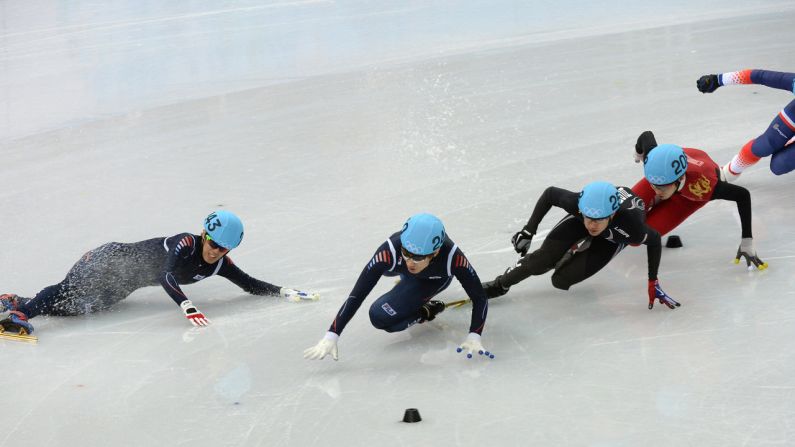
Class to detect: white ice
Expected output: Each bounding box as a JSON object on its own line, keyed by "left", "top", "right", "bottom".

{"left": 3, "top": 1, "right": 795, "bottom": 446}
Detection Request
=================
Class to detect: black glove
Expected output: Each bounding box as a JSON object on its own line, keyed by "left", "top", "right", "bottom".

{"left": 697, "top": 74, "right": 721, "bottom": 93}
{"left": 634, "top": 130, "right": 658, "bottom": 163}
{"left": 511, "top": 228, "right": 534, "bottom": 256}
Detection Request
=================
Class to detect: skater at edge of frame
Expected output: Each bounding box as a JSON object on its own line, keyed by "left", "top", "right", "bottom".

{"left": 0, "top": 210, "right": 319, "bottom": 335}
{"left": 697, "top": 68, "right": 795, "bottom": 180}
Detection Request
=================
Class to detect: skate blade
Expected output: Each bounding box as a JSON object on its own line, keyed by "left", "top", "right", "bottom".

{"left": 0, "top": 330, "right": 38, "bottom": 344}
{"left": 445, "top": 299, "right": 470, "bottom": 309}
{"left": 287, "top": 292, "right": 321, "bottom": 302}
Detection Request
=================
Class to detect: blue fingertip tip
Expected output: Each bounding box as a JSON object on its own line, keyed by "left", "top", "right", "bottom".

{"left": 478, "top": 350, "right": 484, "bottom": 355}
{"left": 489, "top": 354, "right": 495, "bottom": 359}
{"left": 456, "top": 347, "right": 463, "bottom": 353}
{"left": 467, "top": 353, "right": 472, "bottom": 358}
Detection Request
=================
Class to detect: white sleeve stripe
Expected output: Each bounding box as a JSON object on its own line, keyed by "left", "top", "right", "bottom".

{"left": 446, "top": 243, "right": 458, "bottom": 277}
{"left": 211, "top": 257, "right": 224, "bottom": 276}
{"left": 386, "top": 239, "right": 397, "bottom": 271}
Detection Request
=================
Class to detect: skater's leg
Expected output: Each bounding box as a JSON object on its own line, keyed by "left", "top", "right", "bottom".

{"left": 550, "top": 238, "right": 624, "bottom": 290}
{"left": 725, "top": 99, "right": 795, "bottom": 178}
{"left": 483, "top": 215, "right": 586, "bottom": 297}
{"left": 368, "top": 276, "right": 452, "bottom": 333}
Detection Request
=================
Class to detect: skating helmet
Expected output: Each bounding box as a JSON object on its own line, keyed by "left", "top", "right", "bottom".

{"left": 578, "top": 181, "right": 620, "bottom": 219}
{"left": 203, "top": 210, "right": 244, "bottom": 249}
{"left": 400, "top": 213, "right": 446, "bottom": 255}
{"left": 644, "top": 144, "right": 688, "bottom": 185}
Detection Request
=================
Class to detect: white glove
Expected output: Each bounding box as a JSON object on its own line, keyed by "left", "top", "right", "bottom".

{"left": 456, "top": 332, "right": 494, "bottom": 359}
{"left": 280, "top": 287, "right": 321, "bottom": 302}
{"left": 180, "top": 300, "right": 210, "bottom": 327}
{"left": 304, "top": 332, "right": 339, "bottom": 361}
{"left": 735, "top": 237, "right": 768, "bottom": 270}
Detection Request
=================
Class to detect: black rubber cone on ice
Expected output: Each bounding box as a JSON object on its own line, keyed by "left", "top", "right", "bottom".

{"left": 402, "top": 408, "right": 422, "bottom": 423}
{"left": 666, "top": 235, "right": 683, "bottom": 248}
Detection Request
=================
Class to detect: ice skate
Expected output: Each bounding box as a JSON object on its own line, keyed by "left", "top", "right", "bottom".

{"left": 720, "top": 162, "right": 741, "bottom": 183}
{"left": 419, "top": 300, "right": 445, "bottom": 322}
{"left": 481, "top": 278, "right": 510, "bottom": 299}
{"left": 0, "top": 311, "right": 37, "bottom": 344}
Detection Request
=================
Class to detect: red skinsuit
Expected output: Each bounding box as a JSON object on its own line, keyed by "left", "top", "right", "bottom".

{"left": 631, "top": 148, "right": 720, "bottom": 236}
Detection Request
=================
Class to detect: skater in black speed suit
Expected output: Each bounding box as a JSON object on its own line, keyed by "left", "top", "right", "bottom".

{"left": 0, "top": 210, "right": 317, "bottom": 334}
{"left": 482, "top": 181, "right": 680, "bottom": 310}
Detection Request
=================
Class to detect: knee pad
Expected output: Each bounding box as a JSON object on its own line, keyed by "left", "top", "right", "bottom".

{"left": 551, "top": 274, "right": 572, "bottom": 291}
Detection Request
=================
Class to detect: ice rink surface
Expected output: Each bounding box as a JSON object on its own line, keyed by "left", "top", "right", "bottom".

{"left": 3, "top": 1, "right": 795, "bottom": 446}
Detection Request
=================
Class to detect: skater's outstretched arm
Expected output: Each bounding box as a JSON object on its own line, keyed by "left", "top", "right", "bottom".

{"left": 698, "top": 69, "right": 795, "bottom": 94}
{"left": 710, "top": 182, "right": 767, "bottom": 269}
{"left": 523, "top": 186, "right": 580, "bottom": 233}
{"left": 329, "top": 241, "right": 393, "bottom": 336}
{"left": 217, "top": 258, "right": 281, "bottom": 295}
{"left": 303, "top": 241, "right": 393, "bottom": 361}
{"left": 451, "top": 248, "right": 494, "bottom": 360}
{"left": 711, "top": 181, "right": 752, "bottom": 239}
{"left": 158, "top": 233, "right": 197, "bottom": 306}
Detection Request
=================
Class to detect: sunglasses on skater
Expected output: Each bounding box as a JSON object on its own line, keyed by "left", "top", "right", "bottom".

{"left": 204, "top": 234, "right": 229, "bottom": 252}
{"left": 401, "top": 247, "right": 432, "bottom": 262}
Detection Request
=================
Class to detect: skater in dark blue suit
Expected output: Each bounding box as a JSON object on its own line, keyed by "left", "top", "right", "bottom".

{"left": 697, "top": 69, "right": 795, "bottom": 179}
{"left": 303, "top": 213, "right": 493, "bottom": 361}
{"left": 0, "top": 210, "right": 318, "bottom": 335}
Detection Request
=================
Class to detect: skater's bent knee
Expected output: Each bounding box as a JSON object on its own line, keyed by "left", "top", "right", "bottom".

{"left": 770, "top": 162, "right": 795, "bottom": 176}
{"left": 368, "top": 305, "right": 387, "bottom": 328}
{"left": 551, "top": 275, "right": 572, "bottom": 291}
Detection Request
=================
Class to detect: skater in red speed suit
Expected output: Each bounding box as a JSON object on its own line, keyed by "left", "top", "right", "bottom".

{"left": 630, "top": 131, "right": 767, "bottom": 270}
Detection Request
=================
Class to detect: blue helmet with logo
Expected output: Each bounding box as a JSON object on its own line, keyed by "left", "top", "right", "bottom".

{"left": 400, "top": 213, "right": 446, "bottom": 255}
{"left": 578, "top": 181, "right": 620, "bottom": 219}
{"left": 203, "top": 210, "right": 244, "bottom": 249}
{"left": 644, "top": 144, "right": 687, "bottom": 185}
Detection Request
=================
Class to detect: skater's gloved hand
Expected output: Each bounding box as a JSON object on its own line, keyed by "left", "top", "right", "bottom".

{"left": 456, "top": 332, "right": 494, "bottom": 359}
{"left": 511, "top": 228, "right": 534, "bottom": 256}
{"left": 735, "top": 237, "right": 768, "bottom": 270}
{"left": 180, "top": 300, "right": 210, "bottom": 327}
{"left": 697, "top": 74, "right": 721, "bottom": 93}
{"left": 634, "top": 130, "right": 658, "bottom": 163}
{"left": 280, "top": 287, "right": 321, "bottom": 302}
{"left": 648, "top": 280, "right": 680, "bottom": 310}
{"left": 304, "top": 331, "right": 339, "bottom": 361}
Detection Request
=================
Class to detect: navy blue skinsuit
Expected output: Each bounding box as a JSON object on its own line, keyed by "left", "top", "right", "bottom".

{"left": 328, "top": 232, "right": 488, "bottom": 335}
{"left": 722, "top": 69, "right": 795, "bottom": 174}
{"left": 17, "top": 233, "right": 280, "bottom": 319}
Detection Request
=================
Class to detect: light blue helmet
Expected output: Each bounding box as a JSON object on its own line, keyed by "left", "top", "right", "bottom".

{"left": 203, "top": 210, "right": 244, "bottom": 249}
{"left": 400, "top": 213, "right": 446, "bottom": 255}
{"left": 644, "top": 144, "right": 687, "bottom": 185}
{"left": 578, "top": 181, "right": 620, "bottom": 219}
